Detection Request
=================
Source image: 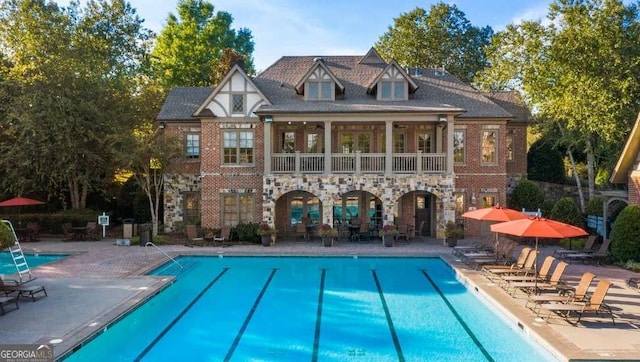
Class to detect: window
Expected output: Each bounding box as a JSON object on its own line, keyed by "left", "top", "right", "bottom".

{"left": 183, "top": 192, "right": 200, "bottom": 224}
{"left": 222, "top": 193, "right": 254, "bottom": 225}
{"left": 506, "top": 131, "right": 514, "bottom": 161}
{"left": 306, "top": 133, "right": 322, "bottom": 153}
{"left": 340, "top": 132, "right": 371, "bottom": 153}
{"left": 185, "top": 133, "right": 200, "bottom": 159}
{"left": 393, "top": 132, "right": 405, "bottom": 153}
{"left": 481, "top": 130, "right": 497, "bottom": 165}
{"left": 307, "top": 81, "right": 333, "bottom": 100}
{"left": 480, "top": 194, "right": 498, "bottom": 208}
{"left": 232, "top": 94, "right": 244, "bottom": 114}
{"left": 282, "top": 131, "right": 295, "bottom": 153}
{"left": 453, "top": 130, "right": 465, "bottom": 163}
{"left": 418, "top": 132, "right": 432, "bottom": 153}
{"left": 379, "top": 80, "right": 406, "bottom": 100}
{"left": 223, "top": 130, "right": 254, "bottom": 164}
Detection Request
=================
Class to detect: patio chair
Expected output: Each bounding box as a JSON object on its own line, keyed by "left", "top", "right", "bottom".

{"left": 0, "top": 295, "right": 19, "bottom": 315}
{"left": 506, "top": 261, "right": 568, "bottom": 296}
{"left": 464, "top": 241, "right": 517, "bottom": 268}
{"left": 26, "top": 222, "right": 40, "bottom": 242}
{"left": 552, "top": 235, "right": 597, "bottom": 260}
{"left": 62, "top": 223, "right": 75, "bottom": 241}
{"left": 185, "top": 224, "right": 204, "bottom": 247}
{"left": 0, "top": 278, "right": 47, "bottom": 302}
{"left": 499, "top": 256, "right": 556, "bottom": 289}
{"left": 452, "top": 234, "right": 495, "bottom": 257}
{"left": 294, "top": 223, "right": 308, "bottom": 241}
{"left": 482, "top": 249, "right": 538, "bottom": 281}
{"left": 479, "top": 247, "right": 532, "bottom": 276}
{"left": 564, "top": 238, "right": 611, "bottom": 264}
{"left": 85, "top": 221, "right": 101, "bottom": 241}
{"left": 629, "top": 278, "right": 639, "bottom": 290}
{"left": 396, "top": 223, "right": 409, "bottom": 243}
{"left": 525, "top": 272, "right": 596, "bottom": 313}
{"left": 213, "top": 226, "right": 231, "bottom": 243}
{"left": 539, "top": 279, "right": 614, "bottom": 324}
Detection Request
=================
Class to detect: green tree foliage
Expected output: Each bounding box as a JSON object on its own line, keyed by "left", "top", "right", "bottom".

{"left": 549, "top": 197, "right": 584, "bottom": 227}
{"left": 508, "top": 179, "right": 545, "bottom": 212}
{"left": 527, "top": 139, "right": 566, "bottom": 184}
{"left": 151, "top": 0, "right": 255, "bottom": 88}
{"left": 609, "top": 205, "right": 640, "bottom": 263}
{"left": 375, "top": 3, "right": 493, "bottom": 83}
{"left": 0, "top": 0, "right": 153, "bottom": 208}
{"left": 476, "top": 0, "right": 640, "bottom": 202}
{"left": 585, "top": 196, "right": 603, "bottom": 216}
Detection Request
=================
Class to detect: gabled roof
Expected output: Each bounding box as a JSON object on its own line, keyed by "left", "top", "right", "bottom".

{"left": 358, "top": 47, "right": 386, "bottom": 65}
{"left": 485, "top": 91, "right": 531, "bottom": 124}
{"left": 366, "top": 60, "right": 419, "bottom": 95}
{"left": 294, "top": 57, "right": 345, "bottom": 95}
{"left": 610, "top": 112, "right": 640, "bottom": 184}
{"left": 193, "top": 64, "right": 271, "bottom": 117}
{"left": 157, "top": 87, "right": 212, "bottom": 121}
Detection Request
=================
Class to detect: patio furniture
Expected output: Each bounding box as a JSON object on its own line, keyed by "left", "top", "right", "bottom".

{"left": 0, "top": 295, "right": 19, "bottom": 315}
{"left": 539, "top": 279, "right": 614, "bottom": 324}
{"left": 0, "top": 278, "right": 47, "bottom": 302}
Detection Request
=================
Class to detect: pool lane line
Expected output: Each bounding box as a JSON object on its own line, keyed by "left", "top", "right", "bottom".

{"left": 224, "top": 268, "right": 278, "bottom": 362}
{"left": 312, "top": 268, "right": 326, "bottom": 362}
{"left": 371, "top": 270, "right": 405, "bottom": 362}
{"left": 420, "top": 270, "right": 494, "bottom": 362}
{"left": 134, "top": 267, "right": 230, "bottom": 362}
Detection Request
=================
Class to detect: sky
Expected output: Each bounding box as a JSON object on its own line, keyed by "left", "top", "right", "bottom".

{"left": 58, "top": 0, "right": 554, "bottom": 72}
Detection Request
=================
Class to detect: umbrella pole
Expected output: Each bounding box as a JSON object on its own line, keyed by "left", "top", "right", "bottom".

{"left": 534, "top": 237, "right": 539, "bottom": 295}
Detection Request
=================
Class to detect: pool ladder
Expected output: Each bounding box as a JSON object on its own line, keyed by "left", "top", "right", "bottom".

{"left": 145, "top": 242, "right": 182, "bottom": 270}
{"left": 2, "top": 219, "right": 32, "bottom": 282}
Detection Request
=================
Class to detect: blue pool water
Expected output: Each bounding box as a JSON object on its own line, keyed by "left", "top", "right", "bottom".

{"left": 0, "top": 252, "right": 67, "bottom": 275}
{"left": 65, "top": 257, "right": 557, "bottom": 361}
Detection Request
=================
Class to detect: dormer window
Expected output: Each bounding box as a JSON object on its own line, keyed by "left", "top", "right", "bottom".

{"left": 380, "top": 80, "right": 406, "bottom": 100}
{"left": 307, "top": 81, "right": 333, "bottom": 100}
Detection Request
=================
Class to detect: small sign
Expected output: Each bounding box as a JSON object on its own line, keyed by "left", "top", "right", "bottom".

{"left": 98, "top": 215, "right": 109, "bottom": 226}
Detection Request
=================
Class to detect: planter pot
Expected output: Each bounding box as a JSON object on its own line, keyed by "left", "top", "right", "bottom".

{"left": 322, "top": 237, "right": 334, "bottom": 247}
{"left": 446, "top": 237, "right": 458, "bottom": 247}
{"left": 383, "top": 235, "right": 393, "bottom": 247}
{"left": 261, "top": 234, "right": 273, "bottom": 247}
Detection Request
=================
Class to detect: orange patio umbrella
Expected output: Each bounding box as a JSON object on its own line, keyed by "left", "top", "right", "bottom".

{"left": 461, "top": 205, "right": 529, "bottom": 222}
{"left": 491, "top": 216, "right": 588, "bottom": 293}
{"left": 0, "top": 196, "right": 46, "bottom": 226}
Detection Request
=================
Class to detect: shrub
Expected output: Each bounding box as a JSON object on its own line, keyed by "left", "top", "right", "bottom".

{"left": 609, "top": 205, "right": 640, "bottom": 263}
{"left": 235, "top": 222, "right": 260, "bottom": 243}
{"left": 0, "top": 222, "right": 16, "bottom": 249}
{"left": 508, "top": 179, "right": 545, "bottom": 212}
{"left": 585, "top": 197, "right": 603, "bottom": 216}
{"left": 549, "top": 197, "right": 583, "bottom": 228}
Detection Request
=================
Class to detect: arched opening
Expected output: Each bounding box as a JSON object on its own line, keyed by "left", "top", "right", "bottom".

{"left": 274, "top": 190, "right": 321, "bottom": 238}
{"left": 398, "top": 191, "right": 436, "bottom": 238}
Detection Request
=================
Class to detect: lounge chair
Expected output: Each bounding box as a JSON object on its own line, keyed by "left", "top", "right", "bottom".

{"left": 0, "top": 279, "right": 47, "bottom": 302}
{"left": 564, "top": 238, "right": 611, "bottom": 264}
{"left": 213, "top": 226, "right": 231, "bottom": 243}
{"left": 464, "top": 241, "right": 517, "bottom": 269}
{"left": 482, "top": 249, "right": 538, "bottom": 281}
{"left": 0, "top": 295, "right": 19, "bottom": 315}
{"left": 185, "top": 224, "right": 204, "bottom": 247}
{"left": 552, "top": 235, "right": 597, "bottom": 260}
{"left": 452, "top": 235, "right": 495, "bottom": 257}
{"left": 539, "top": 279, "right": 614, "bottom": 324}
{"left": 526, "top": 272, "right": 596, "bottom": 313}
{"left": 479, "top": 247, "right": 532, "bottom": 274}
{"left": 505, "top": 261, "right": 568, "bottom": 296}
{"left": 629, "top": 278, "right": 639, "bottom": 290}
{"left": 499, "top": 256, "right": 556, "bottom": 289}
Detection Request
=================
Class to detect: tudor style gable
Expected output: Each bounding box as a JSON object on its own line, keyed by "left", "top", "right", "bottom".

{"left": 366, "top": 60, "right": 418, "bottom": 101}
{"left": 294, "top": 58, "right": 345, "bottom": 101}
{"left": 194, "top": 64, "right": 270, "bottom": 118}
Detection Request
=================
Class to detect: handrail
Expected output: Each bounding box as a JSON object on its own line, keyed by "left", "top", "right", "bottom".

{"left": 145, "top": 241, "right": 183, "bottom": 270}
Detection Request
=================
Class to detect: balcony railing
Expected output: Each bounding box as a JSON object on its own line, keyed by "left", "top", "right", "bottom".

{"left": 271, "top": 152, "right": 447, "bottom": 175}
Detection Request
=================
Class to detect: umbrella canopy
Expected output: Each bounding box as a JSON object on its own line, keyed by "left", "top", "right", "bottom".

{"left": 490, "top": 216, "right": 588, "bottom": 295}
{"left": 462, "top": 205, "right": 529, "bottom": 222}
{"left": 490, "top": 217, "right": 588, "bottom": 239}
{"left": 0, "top": 197, "right": 45, "bottom": 207}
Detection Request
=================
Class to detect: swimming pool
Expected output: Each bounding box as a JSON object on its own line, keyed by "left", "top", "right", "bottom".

{"left": 64, "top": 256, "right": 558, "bottom": 361}
{"left": 0, "top": 251, "right": 67, "bottom": 275}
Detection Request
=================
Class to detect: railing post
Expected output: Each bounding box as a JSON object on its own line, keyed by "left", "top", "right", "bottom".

{"left": 295, "top": 151, "right": 301, "bottom": 174}
{"left": 355, "top": 151, "right": 362, "bottom": 175}
{"left": 264, "top": 121, "right": 272, "bottom": 175}
{"left": 324, "top": 120, "right": 332, "bottom": 174}
{"left": 385, "top": 120, "right": 393, "bottom": 175}
{"left": 416, "top": 150, "right": 422, "bottom": 174}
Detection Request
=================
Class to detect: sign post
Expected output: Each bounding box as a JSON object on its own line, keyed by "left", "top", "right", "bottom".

{"left": 98, "top": 212, "right": 110, "bottom": 239}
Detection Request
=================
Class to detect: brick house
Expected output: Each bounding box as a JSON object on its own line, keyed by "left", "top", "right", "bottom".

{"left": 156, "top": 48, "right": 529, "bottom": 239}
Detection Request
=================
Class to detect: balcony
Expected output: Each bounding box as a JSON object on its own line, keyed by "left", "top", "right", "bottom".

{"left": 270, "top": 151, "right": 447, "bottom": 175}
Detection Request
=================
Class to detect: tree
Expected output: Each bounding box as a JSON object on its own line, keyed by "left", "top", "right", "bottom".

{"left": 476, "top": 0, "right": 640, "bottom": 206}
{"left": 508, "top": 179, "right": 545, "bottom": 212}
{"left": 375, "top": 3, "right": 493, "bottom": 83}
{"left": 527, "top": 139, "right": 565, "bottom": 184}
{"left": 150, "top": 0, "right": 255, "bottom": 88}
{"left": 0, "top": 0, "right": 152, "bottom": 209}
{"left": 549, "top": 197, "right": 584, "bottom": 227}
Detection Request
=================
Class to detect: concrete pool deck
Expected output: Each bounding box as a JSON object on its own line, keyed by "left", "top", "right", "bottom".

{"left": 1, "top": 237, "right": 639, "bottom": 361}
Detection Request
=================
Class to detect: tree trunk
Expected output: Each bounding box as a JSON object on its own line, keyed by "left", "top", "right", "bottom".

{"left": 558, "top": 125, "right": 585, "bottom": 212}
{"left": 585, "top": 137, "right": 595, "bottom": 201}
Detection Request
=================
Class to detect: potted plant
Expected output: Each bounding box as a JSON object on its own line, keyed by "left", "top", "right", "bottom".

{"left": 317, "top": 223, "right": 338, "bottom": 247}
{"left": 0, "top": 222, "right": 16, "bottom": 250}
{"left": 256, "top": 222, "right": 277, "bottom": 246}
{"left": 379, "top": 224, "right": 399, "bottom": 247}
{"left": 444, "top": 221, "right": 464, "bottom": 247}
